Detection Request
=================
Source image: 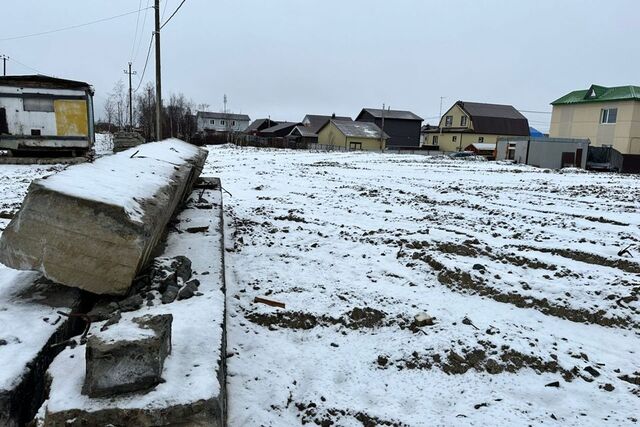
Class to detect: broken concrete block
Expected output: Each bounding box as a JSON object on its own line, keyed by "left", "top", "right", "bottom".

{"left": 83, "top": 314, "right": 172, "bottom": 398}
{"left": 0, "top": 271, "right": 82, "bottom": 427}
{"left": 0, "top": 139, "right": 207, "bottom": 296}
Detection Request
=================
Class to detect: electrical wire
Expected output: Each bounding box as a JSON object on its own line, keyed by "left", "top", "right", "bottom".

{"left": 519, "top": 110, "right": 552, "bottom": 114}
{"left": 129, "top": 0, "right": 144, "bottom": 62}
{"left": 6, "top": 56, "right": 44, "bottom": 74}
{"left": 0, "top": 7, "right": 153, "bottom": 42}
{"left": 162, "top": 0, "right": 171, "bottom": 21}
{"left": 160, "top": 0, "right": 187, "bottom": 30}
{"left": 134, "top": 34, "right": 154, "bottom": 92}
{"left": 132, "top": 0, "right": 151, "bottom": 63}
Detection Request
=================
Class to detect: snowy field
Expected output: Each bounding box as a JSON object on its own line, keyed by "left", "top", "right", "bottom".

{"left": 203, "top": 146, "right": 640, "bottom": 427}
{"left": 0, "top": 144, "right": 639, "bottom": 426}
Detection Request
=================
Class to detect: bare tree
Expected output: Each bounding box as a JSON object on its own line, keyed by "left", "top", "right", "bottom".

{"left": 103, "top": 96, "right": 115, "bottom": 133}
{"left": 106, "top": 80, "right": 127, "bottom": 131}
{"left": 135, "top": 82, "right": 156, "bottom": 141}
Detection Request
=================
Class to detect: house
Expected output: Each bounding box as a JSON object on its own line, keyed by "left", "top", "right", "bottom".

{"left": 289, "top": 114, "right": 353, "bottom": 145}
{"left": 245, "top": 118, "right": 279, "bottom": 135}
{"left": 549, "top": 84, "right": 640, "bottom": 173}
{"left": 196, "top": 112, "right": 250, "bottom": 133}
{"left": 496, "top": 137, "right": 590, "bottom": 169}
{"left": 464, "top": 142, "right": 496, "bottom": 159}
{"left": 424, "top": 101, "right": 530, "bottom": 153}
{"left": 317, "top": 119, "right": 387, "bottom": 151}
{"left": 0, "top": 75, "right": 95, "bottom": 157}
{"left": 258, "top": 122, "right": 301, "bottom": 138}
{"left": 355, "top": 108, "right": 422, "bottom": 149}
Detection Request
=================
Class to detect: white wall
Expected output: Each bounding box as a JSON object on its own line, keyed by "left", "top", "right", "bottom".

{"left": 0, "top": 87, "right": 87, "bottom": 137}
{"left": 196, "top": 116, "right": 249, "bottom": 133}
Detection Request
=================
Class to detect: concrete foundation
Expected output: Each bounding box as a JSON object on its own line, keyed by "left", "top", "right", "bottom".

{"left": 0, "top": 140, "right": 207, "bottom": 296}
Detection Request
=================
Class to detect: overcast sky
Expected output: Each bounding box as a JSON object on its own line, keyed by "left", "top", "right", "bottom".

{"left": 1, "top": 0, "right": 638, "bottom": 131}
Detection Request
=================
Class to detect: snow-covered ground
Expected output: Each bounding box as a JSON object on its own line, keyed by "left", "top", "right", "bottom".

{"left": 1, "top": 145, "right": 639, "bottom": 426}
{"left": 203, "top": 145, "right": 640, "bottom": 426}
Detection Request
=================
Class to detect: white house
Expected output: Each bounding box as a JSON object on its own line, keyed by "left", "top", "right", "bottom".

{"left": 196, "top": 112, "right": 250, "bottom": 133}
{"left": 0, "top": 75, "right": 95, "bottom": 156}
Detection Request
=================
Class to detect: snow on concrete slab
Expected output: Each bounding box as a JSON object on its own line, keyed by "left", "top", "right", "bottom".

{"left": 0, "top": 266, "right": 81, "bottom": 426}
{"left": 41, "top": 138, "right": 204, "bottom": 223}
{"left": 41, "top": 185, "right": 225, "bottom": 426}
{"left": 206, "top": 146, "right": 640, "bottom": 426}
{"left": 0, "top": 139, "right": 208, "bottom": 295}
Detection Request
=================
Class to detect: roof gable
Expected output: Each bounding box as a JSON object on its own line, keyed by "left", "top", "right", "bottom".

{"left": 302, "top": 114, "right": 352, "bottom": 133}
{"left": 456, "top": 101, "right": 529, "bottom": 136}
{"left": 552, "top": 84, "right": 640, "bottom": 105}
{"left": 327, "top": 120, "right": 388, "bottom": 139}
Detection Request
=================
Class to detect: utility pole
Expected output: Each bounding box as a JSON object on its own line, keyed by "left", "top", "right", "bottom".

{"left": 380, "top": 103, "right": 385, "bottom": 151}
{"left": 438, "top": 96, "right": 445, "bottom": 145}
{"left": 124, "top": 62, "right": 137, "bottom": 131}
{"left": 1, "top": 55, "right": 8, "bottom": 76}
{"left": 154, "top": 0, "right": 162, "bottom": 141}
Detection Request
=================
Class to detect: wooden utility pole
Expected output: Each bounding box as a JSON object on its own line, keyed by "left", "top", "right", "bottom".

{"left": 124, "top": 62, "right": 137, "bottom": 131}
{"left": 0, "top": 55, "right": 8, "bottom": 76}
{"left": 380, "top": 103, "right": 386, "bottom": 151}
{"left": 154, "top": 0, "right": 162, "bottom": 140}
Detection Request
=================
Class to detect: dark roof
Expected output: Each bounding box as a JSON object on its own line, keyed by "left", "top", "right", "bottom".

{"left": 302, "top": 114, "right": 352, "bottom": 133}
{"left": 456, "top": 101, "right": 529, "bottom": 136}
{"left": 246, "top": 118, "right": 279, "bottom": 133}
{"left": 0, "top": 74, "right": 92, "bottom": 90}
{"left": 551, "top": 84, "right": 640, "bottom": 105}
{"left": 259, "top": 122, "right": 301, "bottom": 136}
{"left": 328, "top": 120, "right": 388, "bottom": 139}
{"left": 357, "top": 108, "right": 423, "bottom": 121}
{"left": 290, "top": 126, "right": 317, "bottom": 137}
{"left": 197, "top": 111, "right": 250, "bottom": 121}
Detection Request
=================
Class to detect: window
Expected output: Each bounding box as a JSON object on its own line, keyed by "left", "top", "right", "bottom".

{"left": 460, "top": 116, "right": 467, "bottom": 127}
{"left": 232, "top": 120, "right": 236, "bottom": 126}
{"left": 601, "top": 108, "right": 617, "bottom": 124}
{"left": 221, "top": 120, "right": 226, "bottom": 125}
{"left": 432, "top": 135, "right": 439, "bottom": 145}
{"left": 31, "top": 129, "right": 41, "bottom": 136}
{"left": 452, "top": 136, "right": 457, "bottom": 142}
{"left": 478, "top": 137, "right": 484, "bottom": 142}
{"left": 23, "top": 97, "right": 54, "bottom": 112}
{"left": 210, "top": 119, "right": 215, "bottom": 125}
{"left": 445, "top": 116, "right": 453, "bottom": 127}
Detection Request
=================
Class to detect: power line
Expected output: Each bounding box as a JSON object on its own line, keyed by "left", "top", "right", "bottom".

{"left": 520, "top": 109, "right": 552, "bottom": 114}
{"left": 134, "top": 34, "right": 155, "bottom": 92}
{"left": 0, "top": 7, "right": 153, "bottom": 42}
{"left": 5, "top": 55, "right": 45, "bottom": 74}
{"left": 162, "top": 0, "right": 171, "bottom": 21}
{"left": 132, "top": 0, "right": 151, "bottom": 63}
{"left": 129, "top": 0, "right": 144, "bottom": 62}
{"left": 160, "top": 0, "right": 187, "bottom": 29}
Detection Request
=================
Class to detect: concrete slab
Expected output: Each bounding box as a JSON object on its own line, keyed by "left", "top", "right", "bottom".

{"left": 0, "top": 268, "right": 82, "bottom": 427}
{"left": 40, "top": 182, "right": 226, "bottom": 426}
{"left": 0, "top": 139, "right": 207, "bottom": 296}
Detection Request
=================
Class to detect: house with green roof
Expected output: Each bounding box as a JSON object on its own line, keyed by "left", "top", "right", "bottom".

{"left": 549, "top": 84, "right": 640, "bottom": 170}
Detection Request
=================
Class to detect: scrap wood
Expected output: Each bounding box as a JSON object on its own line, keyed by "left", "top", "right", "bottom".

{"left": 253, "top": 296, "right": 285, "bottom": 309}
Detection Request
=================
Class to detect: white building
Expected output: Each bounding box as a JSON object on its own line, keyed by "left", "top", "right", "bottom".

{"left": 196, "top": 112, "right": 250, "bottom": 133}
{"left": 0, "top": 75, "right": 95, "bottom": 156}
